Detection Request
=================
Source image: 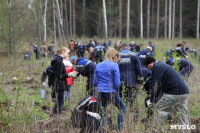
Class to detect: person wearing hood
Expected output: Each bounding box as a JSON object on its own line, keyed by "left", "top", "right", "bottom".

{"left": 51, "top": 47, "right": 78, "bottom": 116}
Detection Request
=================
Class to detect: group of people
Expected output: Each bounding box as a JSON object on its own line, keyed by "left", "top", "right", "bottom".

{"left": 30, "top": 41, "right": 56, "bottom": 60}
{"left": 40, "top": 38, "right": 194, "bottom": 133}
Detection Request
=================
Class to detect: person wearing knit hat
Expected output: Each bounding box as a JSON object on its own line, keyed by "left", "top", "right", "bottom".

{"left": 144, "top": 56, "right": 156, "bottom": 69}
{"left": 144, "top": 56, "right": 189, "bottom": 132}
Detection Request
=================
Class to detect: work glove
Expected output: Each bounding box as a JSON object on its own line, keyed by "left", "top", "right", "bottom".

{"left": 146, "top": 99, "right": 152, "bottom": 108}
{"left": 86, "top": 111, "right": 101, "bottom": 120}
{"left": 68, "top": 71, "right": 79, "bottom": 77}
{"left": 42, "top": 82, "right": 48, "bottom": 87}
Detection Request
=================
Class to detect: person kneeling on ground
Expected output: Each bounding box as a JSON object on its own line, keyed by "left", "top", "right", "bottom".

{"left": 144, "top": 56, "right": 189, "bottom": 132}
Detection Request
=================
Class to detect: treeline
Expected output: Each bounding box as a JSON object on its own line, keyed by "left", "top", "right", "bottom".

{"left": 0, "top": 0, "right": 200, "bottom": 54}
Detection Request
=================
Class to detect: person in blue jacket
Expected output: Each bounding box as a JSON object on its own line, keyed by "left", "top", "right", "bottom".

{"left": 148, "top": 41, "right": 155, "bottom": 56}
{"left": 118, "top": 43, "right": 143, "bottom": 119}
{"left": 94, "top": 43, "right": 107, "bottom": 63}
{"left": 144, "top": 56, "right": 189, "bottom": 132}
{"left": 77, "top": 42, "right": 85, "bottom": 57}
{"left": 71, "top": 56, "right": 96, "bottom": 96}
{"left": 166, "top": 57, "right": 194, "bottom": 78}
{"left": 31, "top": 43, "right": 40, "bottom": 60}
{"left": 138, "top": 46, "right": 153, "bottom": 67}
{"left": 93, "top": 47, "right": 126, "bottom": 132}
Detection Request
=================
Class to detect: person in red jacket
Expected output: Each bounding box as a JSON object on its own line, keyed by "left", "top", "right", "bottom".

{"left": 68, "top": 40, "right": 75, "bottom": 57}
{"left": 63, "top": 58, "right": 75, "bottom": 102}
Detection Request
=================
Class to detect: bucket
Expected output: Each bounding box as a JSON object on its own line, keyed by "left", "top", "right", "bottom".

{"left": 40, "top": 89, "right": 47, "bottom": 99}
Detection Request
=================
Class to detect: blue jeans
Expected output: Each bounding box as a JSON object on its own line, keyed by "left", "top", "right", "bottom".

{"left": 52, "top": 91, "right": 65, "bottom": 115}
{"left": 98, "top": 92, "right": 126, "bottom": 132}
{"left": 65, "top": 85, "right": 72, "bottom": 101}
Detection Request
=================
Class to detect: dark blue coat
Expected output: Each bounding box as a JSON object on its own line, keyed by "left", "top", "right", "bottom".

{"left": 51, "top": 55, "right": 69, "bottom": 92}
{"left": 138, "top": 48, "right": 153, "bottom": 67}
{"left": 94, "top": 45, "right": 106, "bottom": 62}
{"left": 150, "top": 61, "right": 189, "bottom": 103}
{"left": 166, "top": 57, "right": 193, "bottom": 77}
{"left": 118, "top": 49, "right": 143, "bottom": 87}
{"left": 76, "top": 57, "right": 96, "bottom": 77}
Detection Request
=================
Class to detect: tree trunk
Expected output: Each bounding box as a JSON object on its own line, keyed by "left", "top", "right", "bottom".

{"left": 119, "top": 0, "right": 122, "bottom": 38}
{"left": 140, "top": 0, "right": 143, "bottom": 39}
{"left": 147, "top": 0, "right": 150, "bottom": 38}
{"left": 156, "top": 0, "right": 160, "bottom": 39}
{"left": 37, "top": 0, "right": 42, "bottom": 45}
{"left": 55, "top": 0, "right": 62, "bottom": 47}
{"left": 72, "top": 0, "right": 76, "bottom": 37}
{"left": 53, "top": 0, "right": 56, "bottom": 47}
{"left": 8, "top": 0, "right": 13, "bottom": 55}
{"left": 164, "top": 0, "right": 168, "bottom": 39}
{"left": 168, "top": 0, "right": 172, "bottom": 39}
{"left": 197, "top": 0, "right": 200, "bottom": 39}
{"left": 64, "top": 0, "right": 69, "bottom": 39}
{"left": 69, "top": 0, "right": 72, "bottom": 38}
{"left": 103, "top": 0, "right": 108, "bottom": 38}
{"left": 172, "top": 0, "right": 175, "bottom": 39}
{"left": 43, "top": 0, "right": 48, "bottom": 42}
{"left": 126, "top": 0, "right": 130, "bottom": 39}
{"left": 83, "top": 0, "right": 86, "bottom": 37}
{"left": 180, "top": 0, "right": 182, "bottom": 38}
{"left": 109, "top": 0, "right": 113, "bottom": 37}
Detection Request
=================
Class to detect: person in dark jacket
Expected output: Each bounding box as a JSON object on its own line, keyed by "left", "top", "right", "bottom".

{"left": 71, "top": 56, "right": 96, "bottom": 96}
{"left": 118, "top": 44, "right": 143, "bottom": 119}
{"left": 166, "top": 57, "right": 194, "bottom": 79}
{"left": 86, "top": 40, "right": 95, "bottom": 52}
{"left": 94, "top": 43, "right": 106, "bottom": 63}
{"left": 138, "top": 46, "right": 153, "bottom": 67}
{"left": 144, "top": 56, "right": 189, "bottom": 132}
{"left": 148, "top": 41, "right": 155, "bottom": 56}
{"left": 93, "top": 47, "right": 126, "bottom": 132}
{"left": 175, "top": 43, "right": 186, "bottom": 58}
{"left": 50, "top": 47, "right": 78, "bottom": 116}
{"left": 77, "top": 42, "right": 85, "bottom": 57}
{"left": 31, "top": 43, "right": 40, "bottom": 60}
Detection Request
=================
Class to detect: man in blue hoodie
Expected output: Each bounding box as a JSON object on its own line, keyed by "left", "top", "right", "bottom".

{"left": 71, "top": 56, "right": 96, "bottom": 95}
{"left": 118, "top": 43, "right": 143, "bottom": 119}
{"left": 144, "top": 56, "right": 189, "bottom": 132}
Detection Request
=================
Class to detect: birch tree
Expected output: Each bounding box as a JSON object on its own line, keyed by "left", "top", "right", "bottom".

{"left": 140, "top": 0, "right": 143, "bottom": 39}
{"left": 64, "top": 0, "right": 69, "bottom": 38}
{"left": 169, "top": 0, "right": 172, "bottom": 39}
{"left": 156, "top": 0, "right": 160, "bottom": 39}
{"left": 180, "top": 0, "right": 182, "bottom": 38}
{"left": 172, "top": 0, "right": 175, "bottom": 39}
{"left": 53, "top": 0, "right": 56, "bottom": 47}
{"left": 103, "top": 0, "right": 108, "bottom": 38}
{"left": 43, "top": 0, "right": 48, "bottom": 42}
{"left": 119, "top": 0, "right": 122, "bottom": 38}
{"left": 197, "top": 0, "right": 200, "bottom": 39}
{"left": 55, "top": 0, "right": 63, "bottom": 47}
{"left": 164, "top": 0, "right": 168, "bottom": 39}
{"left": 126, "top": 0, "right": 130, "bottom": 39}
{"left": 147, "top": 0, "right": 150, "bottom": 38}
